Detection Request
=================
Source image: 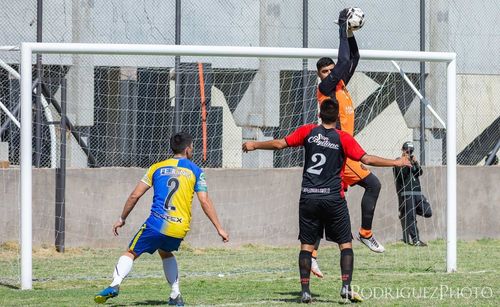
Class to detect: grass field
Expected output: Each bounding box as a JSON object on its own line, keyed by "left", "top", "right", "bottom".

{"left": 0, "top": 239, "right": 499, "bottom": 306}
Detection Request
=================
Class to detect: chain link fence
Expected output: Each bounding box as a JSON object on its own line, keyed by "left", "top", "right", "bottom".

{"left": 0, "top": 0, "right": 498, "bottom": 167}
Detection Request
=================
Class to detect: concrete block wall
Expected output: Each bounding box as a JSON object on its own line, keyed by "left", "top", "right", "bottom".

{"left": 0, "top": 166, "right": 498, "bottom": 248}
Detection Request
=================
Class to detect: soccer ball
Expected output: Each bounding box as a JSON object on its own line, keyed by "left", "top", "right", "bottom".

{"left": 348, "top": 7, "right": 365, "bottom": 31}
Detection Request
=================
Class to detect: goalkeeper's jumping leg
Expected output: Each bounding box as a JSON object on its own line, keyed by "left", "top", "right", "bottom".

{"left": 355, "top": 173, "right": 385, "bottom": 253}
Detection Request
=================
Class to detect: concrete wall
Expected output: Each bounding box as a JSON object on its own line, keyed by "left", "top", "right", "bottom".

{"left": 1, "top": 166, "right": 498, "bottom": 248}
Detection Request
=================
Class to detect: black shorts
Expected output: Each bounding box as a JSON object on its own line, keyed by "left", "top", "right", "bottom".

{"left": 299, "top": 198, "right": 352, "bottom": 245}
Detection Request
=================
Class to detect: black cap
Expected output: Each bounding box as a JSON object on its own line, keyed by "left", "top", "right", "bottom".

{"left": 402, "top": 141, "right": 414, "bottom": 153}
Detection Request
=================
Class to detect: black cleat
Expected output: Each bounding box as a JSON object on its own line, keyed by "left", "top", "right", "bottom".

{"left": 301, "top": 291, "right": 312, "bottom": 304}
{"left": 168, "top": 294, "right": 184, "bottom": 306}
{"left": 413, "top": 240, "right": 428, "bottom": 247}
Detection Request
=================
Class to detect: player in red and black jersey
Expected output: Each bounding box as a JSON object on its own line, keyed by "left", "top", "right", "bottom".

{"left": 243, "top": 98, "right": 411, "bottom": 303}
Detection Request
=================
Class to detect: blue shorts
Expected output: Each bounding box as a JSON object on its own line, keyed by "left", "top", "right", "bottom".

{"left": 128, "top": 223, "right": 183, "bottom": 257}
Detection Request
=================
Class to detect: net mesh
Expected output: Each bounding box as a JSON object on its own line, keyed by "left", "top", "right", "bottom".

{"left": 0, "top": 51, "right": 453, "bottom": 288}
{"left": 0, "top": 0, "right": 497, "bottom": 165}
{"left": 3, "top": 56, "right": 454, "bottom": 168}
{"left": 0, "top": 0, "right": 498, "bottom": 301}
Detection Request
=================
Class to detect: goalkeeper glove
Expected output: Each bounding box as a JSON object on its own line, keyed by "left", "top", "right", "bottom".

{"left": 337, "top": 8, "right": 353, "bottom": 38}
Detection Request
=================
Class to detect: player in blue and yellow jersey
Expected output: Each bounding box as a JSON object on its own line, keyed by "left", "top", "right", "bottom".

{"left": 95, "top": 132, "right": 229, "bottom": 306}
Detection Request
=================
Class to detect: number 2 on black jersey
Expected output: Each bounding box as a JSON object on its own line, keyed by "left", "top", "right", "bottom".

{"left": 306, "top": 153, "right": 326, "bottom": 175}
{"left": 164, "top": 177, "right": 180, "bottom": 211}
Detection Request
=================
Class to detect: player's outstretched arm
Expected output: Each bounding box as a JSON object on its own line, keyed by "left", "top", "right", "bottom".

{"left": 113, "top": 181, "right": 150, "bottom": 236}
{"left": 361, "top": 154, "right": 412, "bottom": 168}
{"left": 242, "top": 139, "right": 288, "bottom": 152}
{"left": 339, "top": 131, "right": 411, "bottom": 168}
{"left": 197, "top": 191, "right": 229, "bottom": 242}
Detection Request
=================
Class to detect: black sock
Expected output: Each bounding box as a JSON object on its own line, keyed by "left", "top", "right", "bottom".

{"left": 340, "top": 248, "right": 354, "bottom": 289}
{"left": 299, "top": 250, "right": 312, "bottom": 293}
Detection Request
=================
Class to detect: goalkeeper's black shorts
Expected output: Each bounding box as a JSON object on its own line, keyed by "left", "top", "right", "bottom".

{"left": 298, "top": 198, "right": 352, "bottom": 245}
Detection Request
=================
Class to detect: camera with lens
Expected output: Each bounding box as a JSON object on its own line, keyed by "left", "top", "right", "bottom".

{"left": 402, "top": 141, "right": 416, "bottom": 164}
{"left": 407, "top": 148, "right": 414, "bottom": 160}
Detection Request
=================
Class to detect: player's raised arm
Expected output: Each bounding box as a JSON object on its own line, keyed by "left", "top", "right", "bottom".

{"left": 344, "top": 35, "right": 360, "bottom": 85}
{"left": 345, "top": 7, "right": 363, "bottom": 85}
{"left": 317, "top": 9, "right": 353, "bottom": 96}
{"left": 196, "top": 191, "right": 229, "bottom": 242}
{"left": 113, "top": 181, "right": 150, "bottom": 236}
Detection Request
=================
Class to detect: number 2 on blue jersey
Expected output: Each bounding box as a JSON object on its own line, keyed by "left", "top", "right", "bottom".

{"left": 164, "top": 177, "right": 180, "bottom": 211}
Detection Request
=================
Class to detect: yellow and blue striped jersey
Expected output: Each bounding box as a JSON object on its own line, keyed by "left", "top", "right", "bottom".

{"left": 141, "top": 157, "right": 207, "bottom": 239}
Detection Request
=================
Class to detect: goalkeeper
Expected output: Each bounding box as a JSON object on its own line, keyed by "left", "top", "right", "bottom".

{"left": 311, "top": 7, "right": 384, "bottom": 278}
{"left": 94, "top": 132, "right": 229, "bottom": 305}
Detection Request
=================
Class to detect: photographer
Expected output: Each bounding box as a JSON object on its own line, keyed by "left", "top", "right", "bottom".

{"left": 392, "top": 142, "right": 432, "bottom": 246}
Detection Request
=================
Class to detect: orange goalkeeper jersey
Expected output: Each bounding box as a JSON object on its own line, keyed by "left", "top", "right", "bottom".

{"left": 317, "top": 80, "right": 371, "bottom": 187}
{"left": 317, "top": 79, "right": 355, "bottom": 136}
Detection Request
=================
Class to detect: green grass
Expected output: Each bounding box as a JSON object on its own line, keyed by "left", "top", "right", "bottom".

{"left": 0, "top": 239, "right": 499, "bottom": 306}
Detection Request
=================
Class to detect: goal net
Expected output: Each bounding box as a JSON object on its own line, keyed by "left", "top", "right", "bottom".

{"left": 1, "top": 44, "right": 456, "bottom": 290}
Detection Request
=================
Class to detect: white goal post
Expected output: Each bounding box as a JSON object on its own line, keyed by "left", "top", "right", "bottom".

{"left": 19, "top": 42, "right": 457, "bottom": 290}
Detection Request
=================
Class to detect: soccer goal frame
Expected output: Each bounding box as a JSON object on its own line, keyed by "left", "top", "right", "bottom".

{"left": 18, "top": 42, "right": 457, "bottom": 289}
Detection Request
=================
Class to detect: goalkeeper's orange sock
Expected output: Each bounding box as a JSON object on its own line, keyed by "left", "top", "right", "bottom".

{"left": 359, "top": 228, "right": 372, "bottom": 239}
{"left": 312, "top": 249, "right": 318, "bottom": 259}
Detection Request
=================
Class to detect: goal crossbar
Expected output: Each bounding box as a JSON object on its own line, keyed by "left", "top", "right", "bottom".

{"left": 20, "top": 42, "right": 456, "bottom": 61}
{"left": 18, "top": 42, "right": 457, "bottom": 290}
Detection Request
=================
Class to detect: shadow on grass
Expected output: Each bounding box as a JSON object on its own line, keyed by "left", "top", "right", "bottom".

{"left": 0, "top": 281, "right": 19, "bottom": 290}
{"left": 274, "top": 290, "right": 337, "bottom": 304}
{"left": 109, "top": 300, "right": 166, "bottom": 306}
